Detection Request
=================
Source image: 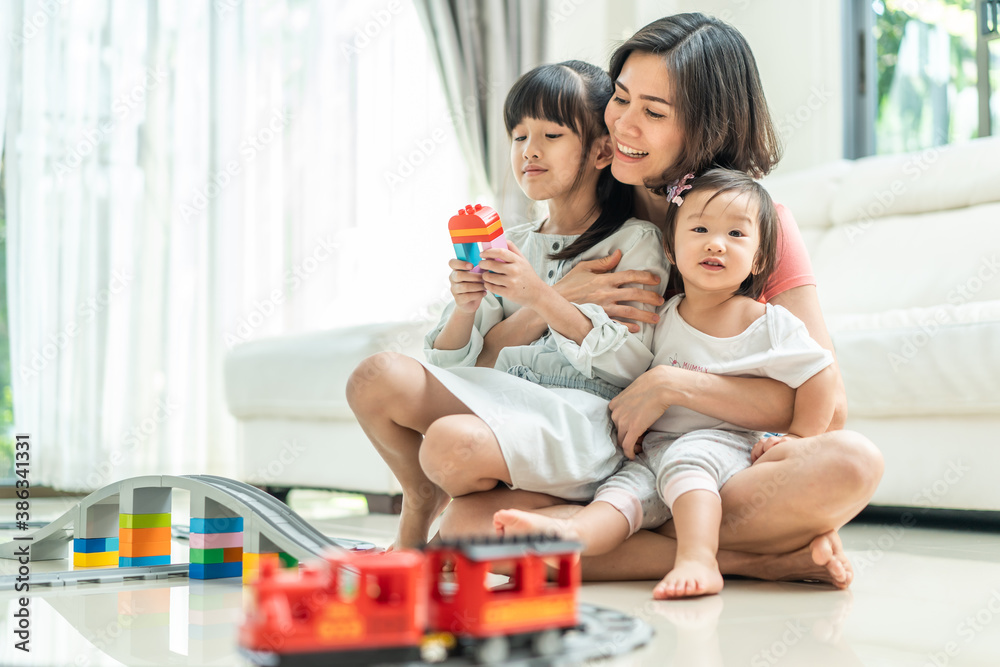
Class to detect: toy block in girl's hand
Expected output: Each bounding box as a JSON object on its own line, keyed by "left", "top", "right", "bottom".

{"left": 448, "top": 204, "right": 507, "bottom": 274}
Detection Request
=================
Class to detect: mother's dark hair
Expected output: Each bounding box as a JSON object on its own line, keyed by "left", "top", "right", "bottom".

{"left": 609, "top": 13, "right": 782, "bottom": 195}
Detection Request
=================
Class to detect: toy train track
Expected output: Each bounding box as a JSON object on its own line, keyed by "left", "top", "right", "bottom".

{"left": 239, "top": 602, "right": 652, "bottom": 666}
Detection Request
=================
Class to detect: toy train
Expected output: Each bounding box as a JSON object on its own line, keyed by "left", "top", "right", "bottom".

{"left": 238, "top": 535, "right": 582, "bottom": 665}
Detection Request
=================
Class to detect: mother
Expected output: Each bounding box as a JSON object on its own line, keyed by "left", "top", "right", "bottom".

{"left": 439, "top": 13, "right": 883, "bottom": 587}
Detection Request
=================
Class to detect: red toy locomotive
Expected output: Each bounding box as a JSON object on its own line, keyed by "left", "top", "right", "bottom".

{"left": 238, "top": 535, "right": 581, "bottom": 665}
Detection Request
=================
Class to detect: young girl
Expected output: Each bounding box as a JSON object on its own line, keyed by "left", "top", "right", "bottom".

{"left": 494, "top": 169, "right": 837, "bottom": 600}
{"left": 346, "top": 60, "right": 671, "bottom": 550}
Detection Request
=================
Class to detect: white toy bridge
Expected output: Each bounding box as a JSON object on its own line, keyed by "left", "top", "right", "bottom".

{"left": 0, "top": 474, "right": 374, "bottom": 589}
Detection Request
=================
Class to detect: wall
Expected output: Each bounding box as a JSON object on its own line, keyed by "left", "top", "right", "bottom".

{"left": 544, "top": 0, "right": 845, "bottom": 176}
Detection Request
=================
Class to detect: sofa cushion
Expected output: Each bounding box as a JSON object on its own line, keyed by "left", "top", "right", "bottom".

{"left": 224, "top": 321, "right": 432, "bottom": 420}
{"left": 829, "top": 135, "right": 1000, "bottom": 225}
{"left": 829, "top": 300, "right": 1000, "bottom": 417}
{"left": 808, "top": 202, "right": 1000, "bottom": 315}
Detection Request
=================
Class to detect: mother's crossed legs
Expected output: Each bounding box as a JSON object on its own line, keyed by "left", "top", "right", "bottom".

{"left": 440, "top": 430, "right": 884, "bottom": 586}
{"left": 346, "top": 352, "right": 511, "bottom": 549}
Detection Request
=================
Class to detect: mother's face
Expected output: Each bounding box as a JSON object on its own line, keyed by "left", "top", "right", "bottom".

{"left": 604, "top": 51, "right": 685, "bottom": 187}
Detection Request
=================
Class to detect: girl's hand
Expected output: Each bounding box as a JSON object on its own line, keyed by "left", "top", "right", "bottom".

{"left": 750, "top": 434, "right": 799, "bottom": 464}
{"left": 553, "top": 250, "right": 664, "bottom": 333}
{"left": 478, "top": 241, "right": 547, "bottom": 308}
{"left": 609, "top": 366, "right": 673, "bottom": 459}
{"left": 448, "top": 258, "right": 486, "bottom": 313}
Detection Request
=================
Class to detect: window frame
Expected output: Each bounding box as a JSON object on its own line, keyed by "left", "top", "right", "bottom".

{"left": 844, "top": 0, "right": 999, "bottom": 157}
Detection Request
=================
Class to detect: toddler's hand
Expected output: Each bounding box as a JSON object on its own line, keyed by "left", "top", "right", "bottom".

{"left": 478, "top": 241, "right": 546, "bottom": 307}
{"left": 448, "top": 258, "right": 486, "bottom": 313}
{"left": 750, "top": 434, "right": 798, "bottom": 464}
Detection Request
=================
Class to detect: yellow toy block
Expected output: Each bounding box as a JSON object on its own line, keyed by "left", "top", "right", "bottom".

{"left": 74, "top": 551, "right": 119, "bottom": 568}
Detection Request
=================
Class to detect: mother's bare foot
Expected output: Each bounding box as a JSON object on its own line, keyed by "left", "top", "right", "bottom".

{"left": 391, "top": 486, "right": 451, "bottom": 551}
{"left": 754, "top": 531, "right": 853, "bottom": 588}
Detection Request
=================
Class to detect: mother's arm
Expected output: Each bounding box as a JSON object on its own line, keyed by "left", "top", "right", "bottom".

{"left": 768, "top": 284, "right": 848, "bottom": 431}
{"left": 475, "top": 250, "right": 663, "bottom": 368}
{"left": 611, "top": 284, "right": 847, "bottom": 449}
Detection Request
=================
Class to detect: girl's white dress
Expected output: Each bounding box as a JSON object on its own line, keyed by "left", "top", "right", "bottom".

{"left": 423, "top": 218, "right": 670, "bottom": 501}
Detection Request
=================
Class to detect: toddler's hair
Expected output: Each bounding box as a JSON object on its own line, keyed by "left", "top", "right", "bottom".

{"left": 504, "top": 60, "right": 633, "bottom": 261}
{"left": 663, "top": 168, "right": 778, "bottom": 300}
{"left": 609, "top": 13, "right": 782, "bottom": 196}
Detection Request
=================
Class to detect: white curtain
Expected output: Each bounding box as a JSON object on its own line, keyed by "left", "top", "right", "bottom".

{"left": 415, "top": 0, "right": 546, "bottom": 225}
{"left": 5, "top": 0, "right": 469, "bottom": 490}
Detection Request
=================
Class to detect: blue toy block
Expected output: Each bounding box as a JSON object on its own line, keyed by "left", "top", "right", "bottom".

{"left": 453, "top": 242, "right": 482, "bottom": 267}
{"left": 119, "top": 555, "right": 171, "bottom": 567}
{"left": 74, "top": 537, "right": 119, "bottom": 553}
{"left": 189, "top": 561, "right": 243, "bottom": 580}
{"left": 190, "top": 516, "right": 243, "bottom": 534}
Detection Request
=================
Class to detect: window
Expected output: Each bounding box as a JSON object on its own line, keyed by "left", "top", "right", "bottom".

{"left": 846, "top": 0, "right": 999, "bottom": 156}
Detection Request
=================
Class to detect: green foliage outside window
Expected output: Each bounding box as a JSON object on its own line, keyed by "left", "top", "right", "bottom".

{"left": 873, "top": 0, "right": 981, "bottom": 153}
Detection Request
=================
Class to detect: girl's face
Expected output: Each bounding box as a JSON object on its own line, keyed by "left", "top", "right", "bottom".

{"left": 605, "top": 52, "right": 686, "bottom": 187}
{"left": 671, "top": 188, "right": 760, "bottom": 294}
{"left": 510, "top": 117, "right": 590, "bottom": 202}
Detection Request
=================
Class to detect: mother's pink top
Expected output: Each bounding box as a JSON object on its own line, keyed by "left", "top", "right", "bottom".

{"left": 760, "top": 203, "right": 815, "bottom": 303}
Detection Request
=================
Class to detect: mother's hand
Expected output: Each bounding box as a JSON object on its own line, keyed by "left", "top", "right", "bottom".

{"left": 609, "top": 365, "right": 675, "bottom": 459}
{"left": 553, "top": 249, "right": 664, "bottom": 333}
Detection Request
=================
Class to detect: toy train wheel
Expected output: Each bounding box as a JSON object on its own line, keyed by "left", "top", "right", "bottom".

{"left": 530, "top": 629, "right": 564, "bottom": 657}
{"left": 473, "top": 635, "right": 510, "bottom": 664}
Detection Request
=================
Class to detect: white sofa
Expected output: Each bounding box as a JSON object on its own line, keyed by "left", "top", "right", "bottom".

{"left": 224, "top": 135, "right": 1000, "bottom": 513}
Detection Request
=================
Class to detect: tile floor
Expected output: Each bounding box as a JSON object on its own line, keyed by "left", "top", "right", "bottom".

{"left": 1, "top": 492, "right": 999, "bottom": 667}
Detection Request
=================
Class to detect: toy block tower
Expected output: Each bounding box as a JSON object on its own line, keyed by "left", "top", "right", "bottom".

{"left": 73, "top": 501, "right": 120, "bottom": 568}
{"left": 242, "top": 515, "right": 298, "bottom": 585}
{"left": 448, "top": 204, "right": 507, "bottom": 273}
{"left": 189, "top": 495, "right": 244, "bottom": 580}
{"left": 118, "top": 482, "right": 172, "bottom": 567}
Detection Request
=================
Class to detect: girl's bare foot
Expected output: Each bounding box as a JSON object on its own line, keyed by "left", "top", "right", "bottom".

{"left": 391, "top": 486, "right": 451, "bottom": 550}
{"left": 493, "top": 509, "right": 578, "bottom": 540}
{"left": 654, "top": 557, "right": 724, "bottom": 599}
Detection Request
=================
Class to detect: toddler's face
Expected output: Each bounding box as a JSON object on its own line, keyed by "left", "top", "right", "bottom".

{"left": 509, "top": 117, "right": 586, "bottom": 202}
{"left": 671, "top": 188, "right": 761, "bottom": 295}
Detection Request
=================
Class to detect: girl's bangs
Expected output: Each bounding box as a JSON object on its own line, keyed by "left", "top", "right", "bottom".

{"left": 504, "top": 67, "right": 587, "bottom": 136}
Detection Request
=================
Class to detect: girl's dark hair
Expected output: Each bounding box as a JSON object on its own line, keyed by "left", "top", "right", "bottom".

{"left": 609, "top": 13, "right": 782, "bottom": 196}
{"left": 504, "top": 60, "right": 633, "bottom": 261}
{"left": 662, "top": 168, "right": 778, "bottom": 300}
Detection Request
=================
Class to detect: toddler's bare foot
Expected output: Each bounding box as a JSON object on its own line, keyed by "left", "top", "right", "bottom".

{"left": 654, "top": 557, "right": 724, "bottom": 600}
{"left": 493, "top": 509, "right": 577, "bottom": 541}
{"left": 391, "top": 486, "right": 450, "bottom": 551}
